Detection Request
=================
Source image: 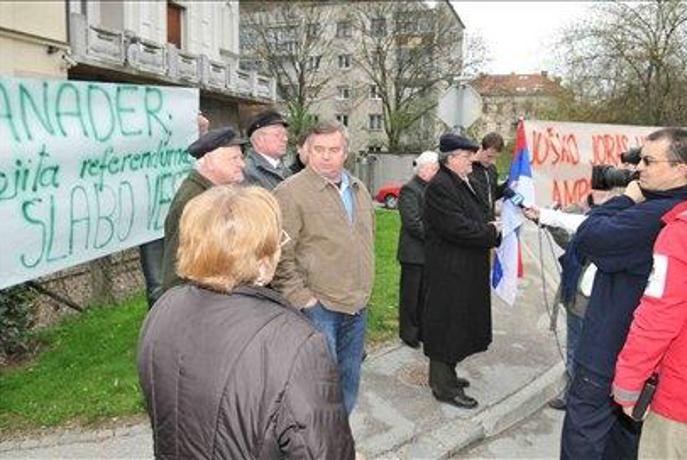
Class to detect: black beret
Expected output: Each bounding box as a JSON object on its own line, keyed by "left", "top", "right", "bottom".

{"left": 439, "top": 133, "right": 479, "bottom": 153}
{"left": 187, "top": 127, "right": 247, "bottom": 159}
{"left": 246, "top": 110, "right": 289, "bottom": 138}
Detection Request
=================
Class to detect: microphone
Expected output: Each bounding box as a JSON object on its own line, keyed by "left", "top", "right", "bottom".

{"left": 502, "top": 187, "right": 526, "bottom": 208}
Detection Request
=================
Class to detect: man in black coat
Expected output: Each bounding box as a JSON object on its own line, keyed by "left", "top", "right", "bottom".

{"left": 470, "top": 132, "right": 507, "bottom": 220}
{"left": 423, "top": 134, "right": 502, "bottom": 409}
{"left": 397, "top": 151, "right": 439, "bottom": 348}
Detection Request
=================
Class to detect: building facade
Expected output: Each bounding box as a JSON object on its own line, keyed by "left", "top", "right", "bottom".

{"left": 0, "top": 1, "right": 69, "bottom": 78}
{"left": 471, "top": 71, "right": 563, "bottom": 142}
{"left": 66, "top": 0, "right": 275, "bottom": 129}
{"left": 240, "top": 0, "right": 464, "bottom": 155}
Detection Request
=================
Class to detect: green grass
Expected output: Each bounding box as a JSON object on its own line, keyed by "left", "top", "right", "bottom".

{"left": 0, "top": 210, "right": 402, "bottom": 433}
{"left": 368, "top": 209, "right": 401, "bottom": 343}
{"left": 0, "top": 295, "right": 148, "bottom": 433}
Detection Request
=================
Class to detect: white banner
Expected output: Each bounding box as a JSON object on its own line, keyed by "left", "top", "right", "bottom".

{"left": 0, "top": 77, "right": 198, "bottom": 289}
{"left": 523, "top": 120, "right": 660, "bottom": 207}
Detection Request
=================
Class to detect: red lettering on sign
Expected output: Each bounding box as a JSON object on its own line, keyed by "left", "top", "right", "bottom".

{"left": 551, "top": 178, "right": 592, "bottom": 208}
{"left": 530, "top": 127, "right": 580, "bottom": 167}
{"left": 591, "top": 133, "right": 629, "bottom": 165}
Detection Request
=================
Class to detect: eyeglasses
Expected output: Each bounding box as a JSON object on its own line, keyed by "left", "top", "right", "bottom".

{"left": 641, "top": 157, "right": 681, "bottom": 167}
{"left": 279, "top": 229, "right": 292, "bottom": 248}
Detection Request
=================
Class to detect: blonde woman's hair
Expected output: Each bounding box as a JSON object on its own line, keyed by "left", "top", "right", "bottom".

{"left": 176, "top": 185, "right": 282, "bottom": 292}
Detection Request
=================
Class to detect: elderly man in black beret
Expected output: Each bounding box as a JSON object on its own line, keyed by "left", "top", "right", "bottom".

{"left": 160, "top": 127, "right": 247, "bottom": 295}
{"left": 422, "top": 133, "right": 503, "bottom": 409}
{"left": 244, "top": 110, "right": 290, "bottom": 190}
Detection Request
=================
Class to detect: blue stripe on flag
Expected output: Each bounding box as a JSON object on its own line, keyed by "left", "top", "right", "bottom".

{"left": 492, "top": 253, "right": 503, "bottom": 288}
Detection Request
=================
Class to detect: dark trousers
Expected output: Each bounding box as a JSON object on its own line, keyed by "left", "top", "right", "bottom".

{"left": 561, "top": 365, "right": 641, "bottom": 460}
{"left": 429, "top": 359, "right": 459, "bottom": 397}
{"left": 138, "top": 238, "right": 165, "bottom": 309}
{"left": 399, "top": 263, "right": 426, "bottom": 344}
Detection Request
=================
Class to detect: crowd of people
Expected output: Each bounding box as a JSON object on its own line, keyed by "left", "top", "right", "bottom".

{"left": 133, "top": 107, "right": 687, "bottom": 459}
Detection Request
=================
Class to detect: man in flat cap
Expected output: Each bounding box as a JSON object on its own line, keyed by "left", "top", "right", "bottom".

{"left": 243, "top": 109, "right": 290, "bottom": 190}
{"left": 422, "top": 133, "right": 502, "bottom": 409}
{"left": 160, "top": 127, "right": 247, "bottom": 295}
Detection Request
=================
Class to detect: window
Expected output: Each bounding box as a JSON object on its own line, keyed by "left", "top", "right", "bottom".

{"left": 370, "top": 18, "right": 386, "bottom": 37}
{"left": 306, "top": 55, "right": 321, "bottom": 71}
{"left": 338, "top": 54, "right": 352, "bottom": 69}
{"left": 369, "top": 114, "right": 383, "bottom": 131}
{"left": 167, "top": 2, "right": 184, "bottom": 49}
{"left": 336, "top": 113, "right": 349, "bottom": 127}
{"left": 369, "top": 84, "right": 381, "bottom": 100}
{"left": 336, "top": 21, "right": 352, "bottom": 38}
{"left": 368, "top": 145, "right": 383, "bottom": 153}
{"left": 337, "top": 86, "right": 351, "bottom": 100}
{"left": 283, "top": 41, "right": 298, "bottom": 54}
{"left": 306, "top": 24, "right": 320, "bottom": 39}
{"left": 309, "top": 114, "right": 319, "bottom": 123}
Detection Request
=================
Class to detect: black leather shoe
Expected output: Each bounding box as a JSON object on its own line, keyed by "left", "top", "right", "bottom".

{"left": 432, "top": 390, "right": 478, "bottom": 409}
{"left": 401, "top": 337, "right": 420, "bottom": 349}
{"left": 456, "top": 376, "right": 470, "bottom": 388}
{"left": 548, "top": 396, "right": 566, "bottom": 411}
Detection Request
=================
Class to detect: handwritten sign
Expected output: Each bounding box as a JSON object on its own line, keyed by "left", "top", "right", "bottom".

{"left": 0, "top": 77, "right": 198, "bottom": 289}
{"left": 523, "top": 120, "right": 660, "bottom": 207}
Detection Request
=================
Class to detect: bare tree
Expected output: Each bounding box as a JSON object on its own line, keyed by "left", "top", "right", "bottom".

{"left": 241, "top": 2, "right": 338, "bottom": 142}
{"left": 555, "top": 0, "right": 687, "bottom": 126}
{"left": 349, "top": 1, "right": 473, "bottom": 151}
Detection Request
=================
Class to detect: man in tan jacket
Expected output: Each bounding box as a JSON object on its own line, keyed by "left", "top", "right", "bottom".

{"left": 272, "top": 121, "right": 375, "bottom": 415}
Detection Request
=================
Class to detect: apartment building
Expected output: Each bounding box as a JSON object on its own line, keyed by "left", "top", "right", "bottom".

{"left": 66, "top": 0, "right": 275, "bottom": 127}
{"left": 471, "top": 71, "right": 564, "bottom": 142}
{"left": 240, "top": 0, "right": 464, "bottom": 155}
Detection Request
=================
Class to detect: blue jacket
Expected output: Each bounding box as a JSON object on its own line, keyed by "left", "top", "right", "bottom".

{"left": 574, "top": 186, "right": 687, "bottom": 378}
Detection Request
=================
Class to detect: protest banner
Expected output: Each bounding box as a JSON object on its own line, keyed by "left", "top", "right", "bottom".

{"left": 523, "top": 120, "right": 660, "bottom": 207}
{"left": 0, "top": 76, "right": 198, "bottom": 289}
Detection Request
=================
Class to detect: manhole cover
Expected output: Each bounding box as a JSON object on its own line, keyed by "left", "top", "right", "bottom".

{"left": 397, "top": 363, "right": 429, "bottom": 387}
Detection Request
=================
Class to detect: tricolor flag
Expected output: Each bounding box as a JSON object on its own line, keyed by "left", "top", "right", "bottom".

{"left": 492, "top": 120, "right": 535, "bottom": 305}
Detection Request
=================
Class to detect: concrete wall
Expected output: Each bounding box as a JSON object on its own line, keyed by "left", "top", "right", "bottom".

{"left": 0, "top": 1, "right": 68, "bottom": 78}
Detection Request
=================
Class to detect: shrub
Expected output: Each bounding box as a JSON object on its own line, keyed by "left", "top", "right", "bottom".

{"left": 0, "top": 285, "right": 36, "bottom": 364}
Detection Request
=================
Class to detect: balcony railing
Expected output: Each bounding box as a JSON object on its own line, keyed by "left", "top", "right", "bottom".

{"left": 68, "top": 12, "right": 276, "bottom": 101}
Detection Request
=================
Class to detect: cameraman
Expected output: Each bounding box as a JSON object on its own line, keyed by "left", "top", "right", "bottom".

{"left": 560, "top": 128, "right": 687, "bottom": 460}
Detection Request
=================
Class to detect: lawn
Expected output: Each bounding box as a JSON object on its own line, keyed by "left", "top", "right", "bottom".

{"left": 0, "top": 210, "right": 401, "bottom": 434}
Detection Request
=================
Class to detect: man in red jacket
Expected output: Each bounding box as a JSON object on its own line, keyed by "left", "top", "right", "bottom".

{"left": 613, "top": 200, "right": 687, "bottom": 459}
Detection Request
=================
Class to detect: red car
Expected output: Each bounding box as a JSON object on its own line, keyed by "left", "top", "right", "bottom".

{"left": 374, "top": 182, "right": 402, "bottom": 209}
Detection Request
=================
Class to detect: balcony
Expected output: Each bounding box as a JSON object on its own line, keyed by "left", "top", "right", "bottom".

{"left": 70, "top": 13, "right": 125, "bottom": 65}
{"left": 68, "top": 12, "right": 276, "bottom": 102}
{"left": 126, "top": 37, "right": 166, "bottom": 75}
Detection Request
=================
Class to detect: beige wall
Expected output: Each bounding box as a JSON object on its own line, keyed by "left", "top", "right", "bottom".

{"left": 0, "top": 1, "right": 68, "bottom": 78}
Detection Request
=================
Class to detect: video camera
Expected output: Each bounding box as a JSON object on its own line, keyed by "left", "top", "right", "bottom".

{"left": 591, "top": 147, "right": 641, "bottom": 190}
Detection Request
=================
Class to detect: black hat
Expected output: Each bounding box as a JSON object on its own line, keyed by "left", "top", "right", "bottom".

{"left": 246, "top": 110, "right": 289, "bottom": 138}
{"left": 187, "top": 127, "right": 247, "bottom": 159}
{"left": 439, "top": 133, "right": 479, "bottom": 153}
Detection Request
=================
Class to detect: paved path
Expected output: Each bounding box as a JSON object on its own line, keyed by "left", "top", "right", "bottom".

{"left": 455, "top": 406, "right": 565, "bottom": 459}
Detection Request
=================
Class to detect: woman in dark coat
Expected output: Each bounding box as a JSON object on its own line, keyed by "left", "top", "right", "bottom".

{"left": 423, "top": 134, "right": 502, "bottom": 409}
{"left": 137, "top": 185, "right": 354, "bottom": 459}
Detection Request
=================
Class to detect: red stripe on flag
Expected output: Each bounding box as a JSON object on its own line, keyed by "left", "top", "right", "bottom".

{"left": 517, "top": 243, "right": 524, "bottom": 278}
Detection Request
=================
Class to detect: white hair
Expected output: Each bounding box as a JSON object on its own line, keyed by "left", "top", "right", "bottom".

{"left": 413, "top": 150, "right": 439, "bottom": 174}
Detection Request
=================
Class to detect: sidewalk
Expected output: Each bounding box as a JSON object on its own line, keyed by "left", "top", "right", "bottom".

{"left": 0, "top": 223, "right": 566, "bottom": 459}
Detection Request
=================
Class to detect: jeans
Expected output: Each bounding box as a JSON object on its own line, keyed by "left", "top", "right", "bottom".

{"left": 561, "top": 365, "right": 641, "bottom": 460}
{"left": 302, "top": 303, "right": 367, "bottom": 415}
{"left": 138, "top": 239, "right": 165, "bottom": 309}
{"left": 566, "top": 312, "right": 584, "bottom": 378}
